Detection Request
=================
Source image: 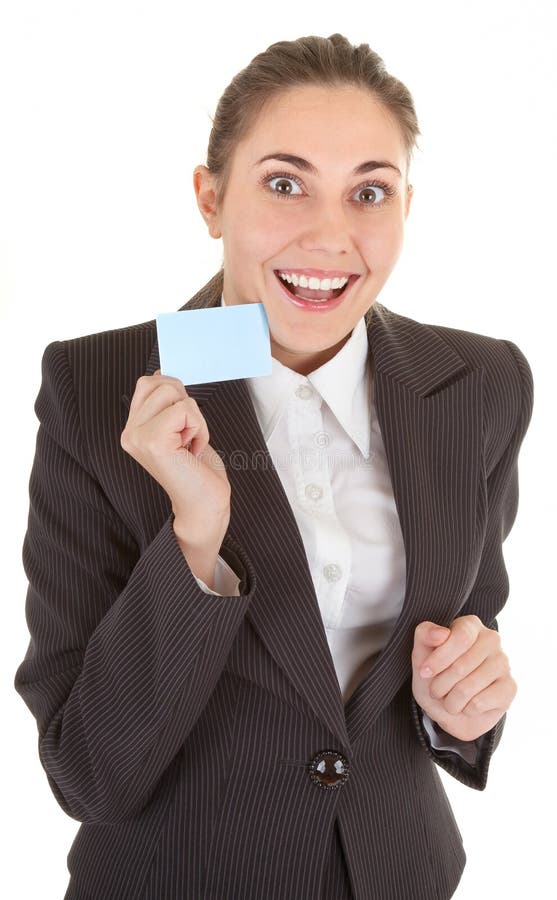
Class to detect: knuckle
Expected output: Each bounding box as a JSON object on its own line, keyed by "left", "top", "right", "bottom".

{"left": 460, "top": 614, "right": 480, "bottom": 626}
{"left": 184, "top": 393, "right": 202, "bottom": 412}
{"left": 121, "top": 426, "right": 138, "bottom": 449}
{"left": 491, "top": 631, "right": 502, "bottom": 648}
{"left": 452, "top": 659, "right": 469, "bottom": 679}
{"left": 158, "top": 373, "right": 187, "bottom": 391}
{"left": 166, "top": 373, "right": 185, "bottom": 385}
{"left": 453, "top": 681, "right": 469, "bottom": 702}
{"left": 416, "top": 621, "right": 431, "bottom": 639}
{"left": 160, "top": 381, "right": 184, "bottom": 400}
{"left": 189, "top": 404, "right": 209, "bottom": 430}
{"left": 460, "top": 618, "right": 477, "bottom": 644}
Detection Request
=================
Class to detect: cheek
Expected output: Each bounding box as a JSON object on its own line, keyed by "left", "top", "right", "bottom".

{"left": 238, "top": 218, "right": 292, "bottom": 264}
{"left": 362, "top": 225, "right": 404, "bottom": 269}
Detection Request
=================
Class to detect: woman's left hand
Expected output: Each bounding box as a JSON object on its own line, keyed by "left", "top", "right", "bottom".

{"left": 411, "top": 615, "right": 517, "bottom": 742}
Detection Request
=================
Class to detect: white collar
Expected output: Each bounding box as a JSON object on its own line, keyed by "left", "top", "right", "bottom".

{"left": 221, "top": 293, "right": 371, "bottom": 459}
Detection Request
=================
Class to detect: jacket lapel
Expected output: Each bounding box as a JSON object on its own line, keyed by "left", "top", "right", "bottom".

{"left": 344, "top": 308, "right": 484, "bottom": 743}
{"left": 127, "top": 271, "right": 484, "bottom": 749}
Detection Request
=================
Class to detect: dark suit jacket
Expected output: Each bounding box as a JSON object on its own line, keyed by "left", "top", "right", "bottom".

{"left": 14, "top": 269, "right": 534, "bottom": 900}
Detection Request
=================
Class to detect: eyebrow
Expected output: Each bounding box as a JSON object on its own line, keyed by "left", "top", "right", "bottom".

{"left": 254, "top": 152, "right": 402, "bottom": 178}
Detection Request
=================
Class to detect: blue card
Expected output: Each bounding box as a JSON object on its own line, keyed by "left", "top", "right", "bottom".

{"left": 156, "top": 303, "right": 272, "bottom": 385}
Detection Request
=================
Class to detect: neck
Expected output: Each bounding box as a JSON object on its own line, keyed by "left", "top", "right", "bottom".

{"left": 270, "top": 333, "right": 352, "bottom": 375}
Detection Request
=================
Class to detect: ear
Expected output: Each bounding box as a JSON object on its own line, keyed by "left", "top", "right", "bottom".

{"left": 193, "top": 165, "right": 222, "bottom": 239}
{"left": 405, "top": 183, "right": 414, "bottom": 220}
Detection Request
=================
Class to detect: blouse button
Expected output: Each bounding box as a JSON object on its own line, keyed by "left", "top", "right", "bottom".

{"left": 323, "top": 563, "right": 342, "bottom": 582}
{"left": 309, "top": 751, "right": 350, "bottom": 789}
{"left": 305, "top": 483, "right": 323, "bottom": 501}
{"left": 295, "top": 384, "right": 314, "bottom": 400}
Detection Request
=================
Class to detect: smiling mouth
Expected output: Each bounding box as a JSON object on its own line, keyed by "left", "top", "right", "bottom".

{"left": 273, "top": 271, "right": 357, "bottom": 302}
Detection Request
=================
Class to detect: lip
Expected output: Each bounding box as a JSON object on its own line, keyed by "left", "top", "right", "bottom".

{"left": 272, "top": 270, "right": 360, "bottom": 313}
{"left": 275, "top": 267, "right": 360, "bottom": 280}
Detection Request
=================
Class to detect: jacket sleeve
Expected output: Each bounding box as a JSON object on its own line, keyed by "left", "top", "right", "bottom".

{"left": 421, "top": 711, "right": 483, "bottom": 765}
{"left": 14, "top": 340, "right": 257, "bottom": 825}
{"left": 410, "top": 338, "right": 534, "bottom": 790}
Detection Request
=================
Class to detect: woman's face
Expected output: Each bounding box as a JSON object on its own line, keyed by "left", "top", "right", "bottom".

{"left": 194, "top": 85, "right": 413, "bottom": 375}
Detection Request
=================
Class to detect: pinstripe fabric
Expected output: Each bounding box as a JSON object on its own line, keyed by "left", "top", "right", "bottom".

{"left": 14, "top": 269, "right": 534, "bottom": 899}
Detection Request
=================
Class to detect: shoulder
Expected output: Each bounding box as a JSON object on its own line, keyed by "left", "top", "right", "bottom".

{"left": 427, "top": 318, "right": 531, "bottom": 393}
{"left": 425, "top": 319, "right": 534, "bottom": 439}
{"left": 422, "top": 315, "right": 534, "bottom": 468}
{"left": 36, "top": 317, "right": 158, "bottom": 439}
{"left": 379, "top": 303, "right": 530, "bottom": 381}
{"left": 57, "top": 316, "right": 157, "bottom": 375}
{"left": 379, "top": 304, "right": 533, "bottom": 414}
{"left": 375, "top": 304, "right": 534, "bottom": 466}
{"left": 41, "top": 315, "right": 157, "bottom": 383}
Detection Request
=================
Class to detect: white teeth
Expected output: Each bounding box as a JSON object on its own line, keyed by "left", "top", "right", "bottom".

{"left": 278, "top": 271, "right": 349, "bottom": 291}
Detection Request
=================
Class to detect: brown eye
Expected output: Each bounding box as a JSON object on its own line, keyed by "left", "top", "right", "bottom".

{"left": 266, "top": 175, "right": 303, "bottom": 197}
{"left": 357, "top": 185, "right": 385, "bottom": 204}
{"left": 352, "top": 179, "right": 397, "bottom": 208}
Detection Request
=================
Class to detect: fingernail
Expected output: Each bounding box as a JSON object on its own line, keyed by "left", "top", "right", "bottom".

{"left": 420, "top": 666, "right": 433, "bottom": 678}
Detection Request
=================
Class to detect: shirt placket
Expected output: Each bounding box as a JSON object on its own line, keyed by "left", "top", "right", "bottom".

{"left": 287, "top": 382, "right": 351, "bottom": 630}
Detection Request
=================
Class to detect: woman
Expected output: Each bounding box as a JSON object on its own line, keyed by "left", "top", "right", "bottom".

{"left": 14, "top": 33, "right": 534, "bottom": 900}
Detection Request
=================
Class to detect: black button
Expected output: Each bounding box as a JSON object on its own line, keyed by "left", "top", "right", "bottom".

{"left": 309, "top": 750, "right": 350, "bottom": 790}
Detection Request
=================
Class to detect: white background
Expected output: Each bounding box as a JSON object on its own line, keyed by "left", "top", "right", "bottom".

{"left": 2, "top": 2, "right": 555, "bottom": 897}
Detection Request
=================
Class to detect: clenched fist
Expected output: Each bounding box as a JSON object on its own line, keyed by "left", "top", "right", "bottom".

{"left": 411, "top": 615, "right": 517, "bottom": 742}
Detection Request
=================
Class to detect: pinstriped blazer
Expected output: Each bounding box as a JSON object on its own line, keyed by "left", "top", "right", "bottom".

{"left": 14, "top": 268, "right": 534, "bottom": 900}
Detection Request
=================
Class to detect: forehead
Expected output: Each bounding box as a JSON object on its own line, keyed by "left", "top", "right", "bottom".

{"left": 239, "top": 85, "right": 405, "bottom": 166}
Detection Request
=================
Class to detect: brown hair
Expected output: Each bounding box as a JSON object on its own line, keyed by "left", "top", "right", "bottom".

{"left": 205, "top": 32, "right": 421, "bottom": 211}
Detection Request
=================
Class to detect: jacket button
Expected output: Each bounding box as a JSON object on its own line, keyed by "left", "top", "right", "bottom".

{"left": 309, "top": 750, "right": 350, "bottom": 790}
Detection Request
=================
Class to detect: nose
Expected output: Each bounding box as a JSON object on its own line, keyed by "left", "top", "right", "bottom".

{"left": 297, "top": 199, "right": 353, "bottom": 256}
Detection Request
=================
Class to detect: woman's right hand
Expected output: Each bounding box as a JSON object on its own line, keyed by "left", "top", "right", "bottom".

{"left": 120, "top": 370, "right": 231, "bottom": 549}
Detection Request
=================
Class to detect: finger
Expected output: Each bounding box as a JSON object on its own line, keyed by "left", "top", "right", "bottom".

{"left": 130, "top": 381, "right": 188, "bottom": 427}
{"left": 419, "top": 616, "right": 482, "bottom": 679}
{"left": 145, "top": 400, "right": 211, "bottom": 460}
{"left": 429, "top": 652, "right": 504, "bottom": 711}
{"left": 128, "top": 373, "right": 186, "bottom": 416}
{"left": 170, "top": 391, "right": 210, "bottom": 455}
{"left": 427, "top": 637, "right": 492, "bottom": 698}
{"left": 460, "top": 676, "right": 515, "bottom": 718}
{"left": 412, "top": 622, "right": 451, "bottom": 672}
{"left": 178, "top": 408, "right": 210, "bottom": 456}
{"left": 414, "top": 621, "right": 451, "bottom": 649}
